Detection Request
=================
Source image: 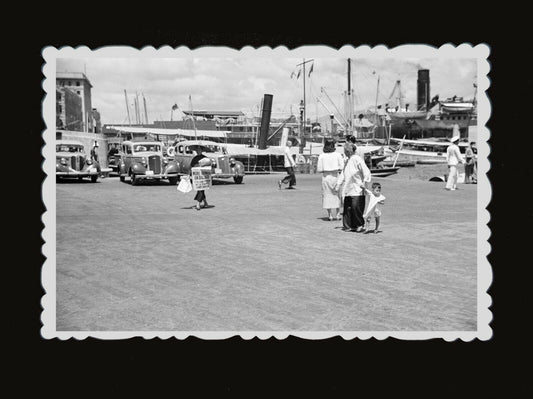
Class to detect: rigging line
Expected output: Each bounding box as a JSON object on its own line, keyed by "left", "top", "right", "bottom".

{"left": 321, "top": 88, "right": 349, "bottom": 126}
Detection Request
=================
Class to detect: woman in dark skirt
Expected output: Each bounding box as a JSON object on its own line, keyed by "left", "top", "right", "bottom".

{"left": 191, "top": 150, "right": 210, "bottom": 210}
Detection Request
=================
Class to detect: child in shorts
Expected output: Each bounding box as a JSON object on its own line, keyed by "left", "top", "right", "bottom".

{"left": 362, "top": 182, "right": 386, "bottom": 233}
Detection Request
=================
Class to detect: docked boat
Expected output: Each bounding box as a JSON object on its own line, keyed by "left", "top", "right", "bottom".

{"left": 390, "top": 137, "right": 467, "bottom": 163}
{"left": 371, "top": 166, "right": 400, "bottom": 177}
{"left": 380, "top": 159, "right": 416, "bottom": 167}
{"left": 416, "top": 158, "right": 447, "bottom": 165}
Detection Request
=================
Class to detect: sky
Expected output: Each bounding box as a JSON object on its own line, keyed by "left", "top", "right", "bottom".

{"left": 57, "top": 56, "right": 477, "bottom": 125}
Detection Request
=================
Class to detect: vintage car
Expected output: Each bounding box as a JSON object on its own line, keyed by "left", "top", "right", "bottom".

{"left": 169, "top": 140, "right": 245, "bottom": 184}
{"left": 56, "top": 140, "right": 100, "bottom": 182}
{"left": 117, "top": 140, "right": 181, "bottom": 185}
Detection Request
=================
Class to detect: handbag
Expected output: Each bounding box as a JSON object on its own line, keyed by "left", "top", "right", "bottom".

{"left": 177, "top": 176, "right": 192, "bottom": 193}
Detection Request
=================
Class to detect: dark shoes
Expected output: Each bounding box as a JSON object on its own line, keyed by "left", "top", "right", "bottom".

{"left": 286, "top": 186, "right": 295, "bottom": 190}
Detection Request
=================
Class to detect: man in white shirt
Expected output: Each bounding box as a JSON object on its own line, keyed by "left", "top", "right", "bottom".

{"left": 446, "top": 135, "right": 464, "bottom": 191}
{"left": 279, "top": 140, "right": 297, "bottom": 190}
{"left": 335, "top": 143, "right": 372, "bottom": 231}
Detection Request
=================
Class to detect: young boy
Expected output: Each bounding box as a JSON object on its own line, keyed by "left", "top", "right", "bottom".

{"left": 362, "top": 182, "right": 386, "bottom": 233}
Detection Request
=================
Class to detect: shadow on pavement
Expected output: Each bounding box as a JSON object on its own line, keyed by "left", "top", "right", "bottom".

{"left": 56, "top": 178, "right": 99, "bottom": 184}
{"left": 180, "top": 205, "right": 216, "bottom": 210}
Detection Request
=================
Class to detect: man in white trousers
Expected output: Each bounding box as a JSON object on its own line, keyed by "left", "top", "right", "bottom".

{"left": 446, "top": 135, "right": 464, "bottom": 191}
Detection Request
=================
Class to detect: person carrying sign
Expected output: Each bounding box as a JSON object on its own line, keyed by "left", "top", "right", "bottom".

{"left": 191, "top": 149, "right": 210, "bottom": 210}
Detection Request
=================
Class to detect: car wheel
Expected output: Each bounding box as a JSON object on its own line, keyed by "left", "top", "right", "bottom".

{"left": 91, "top": 175, "right": 98, "bottom": 183}
{"left": 131, "top": 173, "right": 138, "bottom": 186}
{"left": 168, "top": 176, "right": 179, "bottom": 185}
{"left": 234, "top": 176, "right": 243, "bottom": 184}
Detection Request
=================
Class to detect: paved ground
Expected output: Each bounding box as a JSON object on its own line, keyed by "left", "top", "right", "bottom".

{"left": 55, "top": 171, "right": 477, "bottom": 331}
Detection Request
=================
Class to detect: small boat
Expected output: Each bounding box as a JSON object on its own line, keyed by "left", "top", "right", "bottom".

{"left": 416, "top": 158, "right": 447, "bottom": 165}
{"left": 371, "top": 166, "right": 400, "bottom": 177}
{"left": 380, "top": 160, "right": 416, "bottom": 167}
{"left": 371, "top": 154, "right": 388, "bottom": 166}
{"left": 390, "top": 137, "right": 467, "bottom": 164}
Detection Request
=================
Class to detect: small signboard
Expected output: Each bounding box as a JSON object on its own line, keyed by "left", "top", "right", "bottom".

{"left": 191, "top": 166, "right": 212, "bottom": 190}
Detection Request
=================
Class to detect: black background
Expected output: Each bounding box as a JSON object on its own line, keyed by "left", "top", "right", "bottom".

{"left": 14, "top": 14, "right": 531, "bottom": 396}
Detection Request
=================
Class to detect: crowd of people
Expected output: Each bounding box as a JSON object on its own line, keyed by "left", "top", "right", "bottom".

{"left": 313, "top": 136, "right": 385, "bottom": 233}
{"left": 446, "top": 137, "right": 477, "bottom": 190}
{"left": 183, "top": 133, "right": 477, "bottom": 229}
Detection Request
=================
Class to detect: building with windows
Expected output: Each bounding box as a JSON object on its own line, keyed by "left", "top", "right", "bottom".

{"left": 56, "top": 87, "right": 83, "bottom": 131}
{"left": 56, "top": 72, "right": 94, "bottom": 132}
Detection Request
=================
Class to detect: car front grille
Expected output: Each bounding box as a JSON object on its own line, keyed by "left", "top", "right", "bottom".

{"left": 70, "top": 155, "right": 85, "bottom": 171}
{"left": 217, "top": 157, "right": 228, "bottom": 172}
{"left": 148, "top": 155, "right": 161, "bottom": 174}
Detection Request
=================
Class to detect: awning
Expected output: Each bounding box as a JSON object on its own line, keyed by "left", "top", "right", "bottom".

{"left": 107, "top": 126, "right": 228, "bottom": 139}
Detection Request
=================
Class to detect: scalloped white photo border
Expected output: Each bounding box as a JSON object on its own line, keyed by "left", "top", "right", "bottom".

{"left": 41, "top": 43, "right": 491, "bottom": 341}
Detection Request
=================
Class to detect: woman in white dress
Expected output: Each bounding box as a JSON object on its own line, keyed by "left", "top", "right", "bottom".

{"left": 317, "top": 139, "right": 345, "bottom": 220}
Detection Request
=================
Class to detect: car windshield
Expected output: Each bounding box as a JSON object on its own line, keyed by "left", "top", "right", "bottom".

{"left": 57, "top": 144, "right": 84, "bottom": 153}
{"left": 189, "top": 145, "right": 226, "bottom": 154}
{"left": 133, "top": 144, "right": 161, "bottom": 152}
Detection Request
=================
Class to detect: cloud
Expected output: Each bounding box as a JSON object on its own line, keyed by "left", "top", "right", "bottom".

{"left": 57, "top": 56, "right": 476, "bottom": 124}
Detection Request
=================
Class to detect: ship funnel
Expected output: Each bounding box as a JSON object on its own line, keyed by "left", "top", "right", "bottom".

{"left": 257, "top": 94, "right": 273, "bottom": 150}
{"left": 417, "top": 69, "right": 430, "bottom": 111}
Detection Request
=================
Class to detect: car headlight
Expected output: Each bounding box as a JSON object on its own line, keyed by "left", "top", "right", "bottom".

{"left": 163, "top": 157, "right": 169, "bottom": 165}
{"left": 86, "top": 158, "right": 93, "bottom": 165}
{"left": 229, "top": 157, "right": 236, "bottom": 166}
{"left": 141, "top": 157, "right": 147, "bottom": 166}
{"left": 60, "top": 158, "right": 67, "bottom": 166}
{"left": 210, "top": 158, "right": 216, "bottom": 166}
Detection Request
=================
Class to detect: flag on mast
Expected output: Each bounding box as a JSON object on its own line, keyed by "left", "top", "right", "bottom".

{"left": 290, "top": 70, "right": 295, "bottom": 79}
{"left": 308, "top": 62, "right": 314, "bottom": 77}
{"left": 297, "top": 68, "right": 301, "bottom": 79}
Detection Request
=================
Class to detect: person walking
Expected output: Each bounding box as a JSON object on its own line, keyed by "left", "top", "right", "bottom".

{"left": 335, "top": 142, "right": 371, "bottom": 232}
{"left": 445, "top": 135, "right": 464, "bottom": 191}
{"left": 278, "top": 139, "right": 297, "bottom": 190}
{"left": 317, "top": 139, "right": 344, "bottom": 220}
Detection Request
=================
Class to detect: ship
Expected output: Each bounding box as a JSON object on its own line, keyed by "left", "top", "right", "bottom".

{"left": 371, "top": 69, "right": 477, "bottom": 140}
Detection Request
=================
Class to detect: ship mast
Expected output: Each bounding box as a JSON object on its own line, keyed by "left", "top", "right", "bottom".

{"left": 295, "top": 58, "right": 314, "bottom": 153}
{"left": 124, "top": 89, "right": 132, "bottom": 126}
{"left": 347, "top": 58, "right": 353, "bottom": 137}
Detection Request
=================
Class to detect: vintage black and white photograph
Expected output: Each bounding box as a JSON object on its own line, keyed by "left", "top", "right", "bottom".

{"left": 41, "top": 44, "right": 491, "bottom": 340}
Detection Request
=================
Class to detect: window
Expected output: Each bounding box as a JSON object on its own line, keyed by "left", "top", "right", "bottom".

{"left": 76, "top": 81, "right": 80, "bottom": 86}
{"left": 68, "top": 81, "right": 72, "bottom": 86}
{"left": 77, "top": 91, "right": 81, "bottom": 95}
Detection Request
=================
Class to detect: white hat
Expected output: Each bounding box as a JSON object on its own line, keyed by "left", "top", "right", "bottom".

{"left": 451, "top": 135, "right": 460, "bottom": 143}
